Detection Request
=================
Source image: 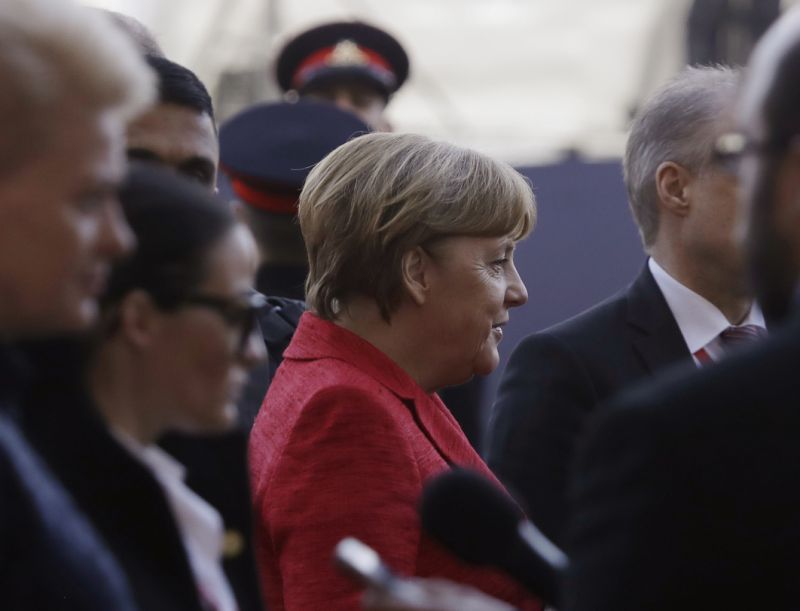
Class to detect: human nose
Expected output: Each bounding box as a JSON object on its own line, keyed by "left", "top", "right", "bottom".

{"left": 333, "top": 92, "right": 358, "bottom": 113}
{"left": 505, "top": 262, "right": 528, "bottom": 308}
{"left": 239, "top": 325, "right": 267, "bottom": 369}
{"left": 98, "top": 198, "right": 135, "bottom": 260}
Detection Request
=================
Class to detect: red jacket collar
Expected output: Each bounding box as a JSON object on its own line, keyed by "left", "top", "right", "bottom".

{"left": 285, "top": 312, "right": 425, "bottom": 402}
{"left": 284, "top": 312, "right": 489, "bottom": 470}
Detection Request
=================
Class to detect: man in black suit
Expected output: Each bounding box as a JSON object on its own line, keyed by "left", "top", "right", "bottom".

{"left": 486, "top": 65, "right": 767, "bottom": 546}
{"left": 566, "top": 7, "right": 800, "bottom": 609}
{"left": 0, "top": 0, "right": 155, "bottom": 608}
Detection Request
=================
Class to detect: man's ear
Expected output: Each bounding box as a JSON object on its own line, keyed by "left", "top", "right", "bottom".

{"left": 655, "top": 161, "right": 692, "bottom": 217}
{"left": 117, "top": 289, "right": 161, "bottom": 349}
{"left": 401, "top": 247, "right": 431, "bottom": 306}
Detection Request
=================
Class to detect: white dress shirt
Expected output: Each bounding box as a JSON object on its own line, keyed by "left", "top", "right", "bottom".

{"left": 648, "top": 258, "right": 766, "bottom": 365}
{"left": 114, "top": 430, "right": 238, "bottom": 611}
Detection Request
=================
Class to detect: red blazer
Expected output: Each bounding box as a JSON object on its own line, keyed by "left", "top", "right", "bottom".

{"left": 249, "top": 313, "right": 542, "bottom": 611}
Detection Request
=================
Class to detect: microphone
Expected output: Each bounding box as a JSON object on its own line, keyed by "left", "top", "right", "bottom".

{"left": 419, "top": 468, "right": 568, "bottom": 608}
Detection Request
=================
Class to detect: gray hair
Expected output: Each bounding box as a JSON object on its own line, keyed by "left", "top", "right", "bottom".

{"left": 0, "top": 0, "right": 155, "bottom": 177}
{"left": 624, "top": 65, "right": 739, "bottom": 248}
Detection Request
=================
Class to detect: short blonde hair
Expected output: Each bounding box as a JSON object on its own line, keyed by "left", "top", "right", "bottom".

{"left": 0, "top": 0, "right": 155, "bottom": 176}
{"left": 299, "top": 132, "right": 536, "bottom": 321}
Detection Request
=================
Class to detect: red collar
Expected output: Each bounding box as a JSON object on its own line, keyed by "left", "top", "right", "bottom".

{"left": 284, "top": 312, "right": 486, "bottom": 468}
{"left": 285, "top": 312, "right": 424, "bottom": 401}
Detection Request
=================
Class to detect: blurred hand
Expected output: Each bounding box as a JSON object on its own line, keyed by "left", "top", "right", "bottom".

{"left": 362, "top": 577, "right": 516, "bottom": 611}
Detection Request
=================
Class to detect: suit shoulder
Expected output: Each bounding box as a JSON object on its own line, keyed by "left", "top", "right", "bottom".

{"left": 510, "top": 287, "right": 629, "bottom": 365}
{"left": 545, "top": 288, "right": 629, "bottom": 339}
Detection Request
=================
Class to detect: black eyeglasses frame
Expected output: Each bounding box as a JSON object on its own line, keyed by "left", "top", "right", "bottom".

{"left": 179, "top": 291, "right": 267, "bottom": 355}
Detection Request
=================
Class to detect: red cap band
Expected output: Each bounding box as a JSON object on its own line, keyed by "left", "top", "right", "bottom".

{"left": 230, "top": 178, "right": 299, "bottom": 215}
{"left": 292, "top": 42, "right": 395, "bottom": 90}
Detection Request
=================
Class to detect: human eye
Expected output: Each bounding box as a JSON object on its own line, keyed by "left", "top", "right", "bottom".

{"left": 73, "top": 189, "right": 109, "bottom": 214}
{"left": 181, "top": 166, "right": 213, "bottom": 187}
{"left": 489, "top": 241, "right": 516, "bottom": 272}
{"left": 173, "top": 157, "right": 215, "bottom": 188}
{"left": 492, "top": 245, "right": 514, "bottom": 266}
{"left": 485, "top": 257, "right": 508, "bottom": 276}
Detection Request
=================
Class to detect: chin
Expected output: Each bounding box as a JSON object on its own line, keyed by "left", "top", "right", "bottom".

{"left": 182, "top": 403, "right": 238, "bottom": 435}
{"left": 45, "top": 298, "right": 97, "bottom": 334}
{"left": 78, "top": 298, "right": 100, "bottom": 326}
{"left": 473, "top": 352, "right": 500, "bottom": 377}
{"left": 211, "top": 403, "right": 239, "bottom": 432}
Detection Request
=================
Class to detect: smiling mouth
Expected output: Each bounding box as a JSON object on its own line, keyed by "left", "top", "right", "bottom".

{"left": 491, "top": 321, "right": 507, "bottom": 339}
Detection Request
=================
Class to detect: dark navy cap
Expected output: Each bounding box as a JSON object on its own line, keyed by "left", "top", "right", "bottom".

{"left": 219, "top": 99, "right": 370, "bottom": 214}
{"left": 275, "top": 21, "right": 409, "bottom": 99}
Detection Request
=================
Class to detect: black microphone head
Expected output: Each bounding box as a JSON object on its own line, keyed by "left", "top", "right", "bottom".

{"left": 420, "top": 468, "right": 525, "bottom": 566}
{"left": 420, "top": 468, "right": 567, "bottom": 606}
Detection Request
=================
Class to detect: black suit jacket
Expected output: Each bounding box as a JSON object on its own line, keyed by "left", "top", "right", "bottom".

{"left": 486, "top": 265, "right": 693, "bottom": 545}
{"left": 566, "top": 314, "right": 800, "bottom": 610}
{"left": 0, "top": 347, "right": 137, "bottom": 611}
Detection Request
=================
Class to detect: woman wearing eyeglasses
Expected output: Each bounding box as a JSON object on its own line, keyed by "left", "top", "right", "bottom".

{"left": 22, "top": 164, "right": 266, "bottom": 611}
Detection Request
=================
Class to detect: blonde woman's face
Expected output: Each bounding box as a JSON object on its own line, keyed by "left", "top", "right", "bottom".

{"left": 420, "top": 234, "right": 528, "bottom": 388}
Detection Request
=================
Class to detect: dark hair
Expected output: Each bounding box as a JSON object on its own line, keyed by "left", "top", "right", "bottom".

{"left": 145, "top": 54, "right": 214, "bottom": 121}
{"left": 761, "top": 37, "right": 800, "bottom": 147}
{"left": 102, "top": 163, "right": 234, "bottom": 311}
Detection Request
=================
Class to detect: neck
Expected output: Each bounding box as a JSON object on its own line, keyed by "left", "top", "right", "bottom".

{"left": 334, "top": 298, "right": 438, "bottom": 393}
{"left": 650, "top": 246, "right": 752, "bottom": 324}
{"left": 87, "top": 342, "right": 165, "bottom": 445}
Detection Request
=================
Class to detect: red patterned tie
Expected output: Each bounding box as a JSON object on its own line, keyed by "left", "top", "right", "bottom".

{"left": 693, "top": 325, "right": 766, "bottom": 365}
{"left": 719, "top": 324, "right": 767, "bottom": 351}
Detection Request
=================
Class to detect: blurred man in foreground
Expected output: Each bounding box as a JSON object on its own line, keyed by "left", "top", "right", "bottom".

{"left": 0, "top": 0, "right": 153, "bottom": 606}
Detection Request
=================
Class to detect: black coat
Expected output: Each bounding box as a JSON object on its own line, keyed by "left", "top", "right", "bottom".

{"left": 486, "top": 265, "right": 693, "bottom": 545}
{"left": 0, "top": 346, "right": 137, "bottom": 611}
{"left": 237, "top": 295, "right": 306, "bottom": 429}
{"left": 566, "top": 314, "right": 800, "bottom": 610}
{"left": 21, "top": 341, "right": 264, "bottom": 611}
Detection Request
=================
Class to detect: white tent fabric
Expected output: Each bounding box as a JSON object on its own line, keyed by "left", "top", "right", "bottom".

{"left": 83, "top": 0, "right": 788, "bottom": 165}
